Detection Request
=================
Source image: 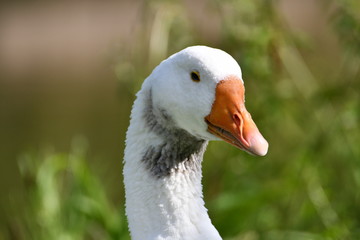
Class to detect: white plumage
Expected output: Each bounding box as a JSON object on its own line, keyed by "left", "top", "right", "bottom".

{"left": 123, "top": 46, "right": 268, "bottom": 240}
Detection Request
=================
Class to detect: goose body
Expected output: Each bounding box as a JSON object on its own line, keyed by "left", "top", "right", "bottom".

{"left": 123, "top": 46, "right": 268, "bottom": 240}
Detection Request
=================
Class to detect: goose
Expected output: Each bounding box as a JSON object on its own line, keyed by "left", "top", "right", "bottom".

{"left": 123, "top": 46, "right": 268, "bottom": 240}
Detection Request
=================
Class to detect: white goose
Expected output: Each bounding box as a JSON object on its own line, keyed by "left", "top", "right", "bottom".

{"left": 123, "top": 46, "right": 268, "bottom": 240}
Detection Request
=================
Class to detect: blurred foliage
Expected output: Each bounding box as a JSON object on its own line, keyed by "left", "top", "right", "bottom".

{"left": 6, "top": 138, "right": 129, "bottom": 240}
{"left": 3, "top": 0, "right": 360, "bottom": 239}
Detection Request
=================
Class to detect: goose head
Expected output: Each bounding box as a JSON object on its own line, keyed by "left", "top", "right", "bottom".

{"left": 148, "top": 46, "right": 268, "bottom": 156}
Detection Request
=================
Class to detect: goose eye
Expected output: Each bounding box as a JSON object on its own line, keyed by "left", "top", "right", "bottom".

{"left": 190, "top": 71, "right": 200, "bottom": 82}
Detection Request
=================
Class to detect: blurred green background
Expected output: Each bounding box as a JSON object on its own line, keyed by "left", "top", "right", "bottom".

{"left": 0, "top": 0, "right": 359, "bottom": 239}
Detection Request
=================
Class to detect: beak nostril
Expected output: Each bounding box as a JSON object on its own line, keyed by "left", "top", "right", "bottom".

{"left": 233, "top": 114, "right": 241, "bottom": 127}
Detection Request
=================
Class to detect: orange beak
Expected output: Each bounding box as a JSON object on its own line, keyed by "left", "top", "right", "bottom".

{"left": 205, "top": 77, "right": 268, "bottom": 156}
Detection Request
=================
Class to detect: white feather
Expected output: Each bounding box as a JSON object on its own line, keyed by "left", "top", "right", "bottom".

{"left": 123, "top": 46, "right": 244, "bottom": 240}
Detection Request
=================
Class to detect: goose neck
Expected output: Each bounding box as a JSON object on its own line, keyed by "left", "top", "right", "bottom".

{"left": 123, "top": 88, "right": 221, "bottom": 240}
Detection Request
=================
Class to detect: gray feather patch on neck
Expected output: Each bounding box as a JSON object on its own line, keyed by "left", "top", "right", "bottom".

{"left": 141, "top": 88, "right": 207, "bottom": 178}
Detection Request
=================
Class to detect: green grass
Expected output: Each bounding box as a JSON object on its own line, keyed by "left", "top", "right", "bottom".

{"left": 14, "top": 138, "right": 129, "bottom": 240}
